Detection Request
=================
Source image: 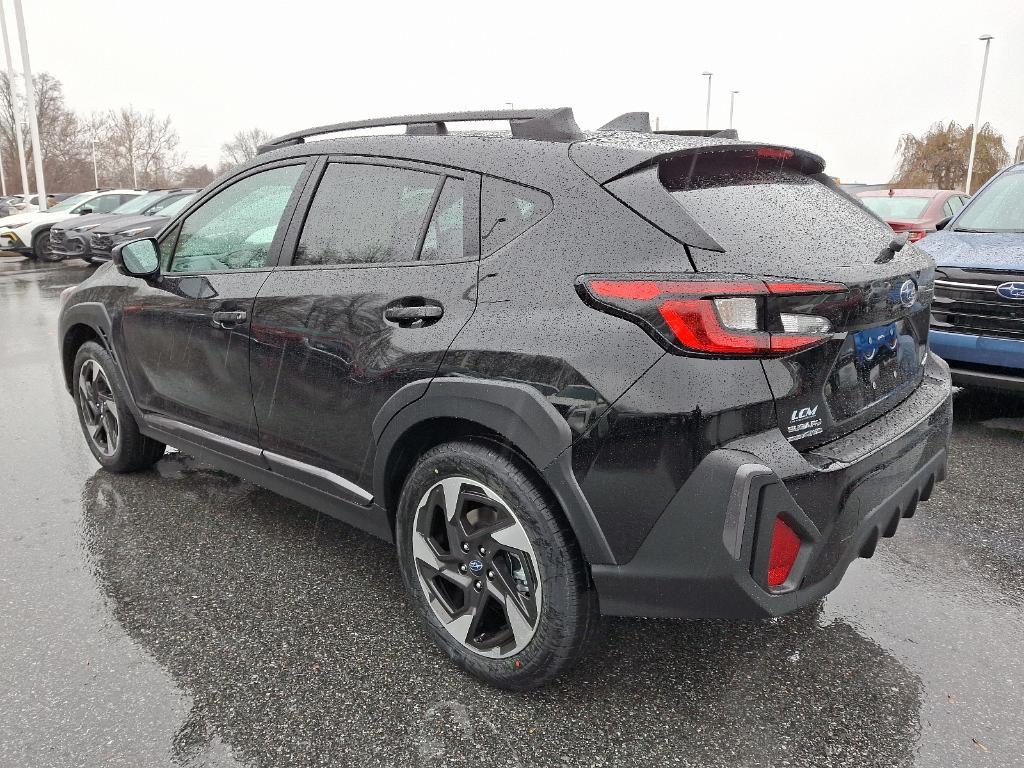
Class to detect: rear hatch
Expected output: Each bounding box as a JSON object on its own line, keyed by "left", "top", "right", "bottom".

{"left": 574, "top": 139, "right": 934, "bottom": 450}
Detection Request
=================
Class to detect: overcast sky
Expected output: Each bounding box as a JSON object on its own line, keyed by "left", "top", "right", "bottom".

{"left": 19, "top": 0, "right": 1024, "bottom": 183}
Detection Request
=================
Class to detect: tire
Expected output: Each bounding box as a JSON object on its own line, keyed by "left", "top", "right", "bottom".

{"left": 32, "top": 229, "right": 61, "bottom": 262}
{"left": 396, "top": 439, "right": 599, "bottom": 690}
{"left": 73, "top": 341, "right": 165, "bottom": 473}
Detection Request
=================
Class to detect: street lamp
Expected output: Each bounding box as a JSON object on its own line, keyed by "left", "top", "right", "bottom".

{"left": 13, "top": 0, "right": 46, "bottom": 210}
{"left": 729, "top": 90, "right": 739, "bottom": 130}
{"left": 965, "top": 34, "right": 993, "bottom": 195}
{"left": 701, "top": 72, "right": 712, "bottom": 130}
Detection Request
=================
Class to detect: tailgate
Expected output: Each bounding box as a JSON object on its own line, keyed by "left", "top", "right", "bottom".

{"left": 599, "top": 144, "right": 935, "bottom": 449}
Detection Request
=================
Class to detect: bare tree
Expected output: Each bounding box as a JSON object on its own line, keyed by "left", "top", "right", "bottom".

{"left": 97, "top": 107, "right": 182, "bottom": 188}
{"left": 892, "top": 121, "right": 1009, "bottom": 190}
{"left": 0, "top": 71, "right": 96, "bottom": 193}
{"left": 219, "top": 127, "right": 272, "bottom": 169}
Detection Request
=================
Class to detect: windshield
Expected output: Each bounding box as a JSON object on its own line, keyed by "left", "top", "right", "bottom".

{"left": 859, "top": 195, "right": 931, "bottom": 220}
{"left": 156, "top": 194, "right": 195, "bottom": 219}
{"left": 48, "top": 192, "right": 95, "bottom": 213}
{"left": 954, "top": 171, "right": 1024, "bottom": 233}
{"left": 112, "top": 192, "right": 163, "bottom": 215}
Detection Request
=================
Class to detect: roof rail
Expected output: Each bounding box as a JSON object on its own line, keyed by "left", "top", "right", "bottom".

{"left": 599, "top": 112, "right": 652, "bottom": 132}
{"left": 258, "top": 108, "right": 583, "bottom": 153}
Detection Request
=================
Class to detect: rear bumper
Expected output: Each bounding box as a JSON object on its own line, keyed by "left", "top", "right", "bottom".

{"left": 591, "top": 354, "right": 952, "bottom": 618}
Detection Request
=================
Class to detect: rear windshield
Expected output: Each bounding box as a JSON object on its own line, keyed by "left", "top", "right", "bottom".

{"left": 858, "top": 196, "right": 930, "bottom": 220}
{"left": 954, "top": 170, "right": 1024, "bottom": 233}
{"left": 667, "top": 168, "right": 892, "bottom": 268}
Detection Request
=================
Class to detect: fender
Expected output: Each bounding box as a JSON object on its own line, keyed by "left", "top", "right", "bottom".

{"left": 372, "top": 377, "right": 617, "bottom": 564}
{"left": 59, "top": 301, "right": 115, "bottom": 387}
{"left": 58, "top": 301, "right": 146, "bottom": 426}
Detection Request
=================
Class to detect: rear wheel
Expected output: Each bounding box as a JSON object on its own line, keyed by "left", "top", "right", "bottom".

{"left": 33, "top": 229, "right": 61, "bottom": 262}
{"left": 396, "top": 439, "right": 598, "bottom": 690}
{"left": 73, "top": 341, "right": 165, "bottom": 472}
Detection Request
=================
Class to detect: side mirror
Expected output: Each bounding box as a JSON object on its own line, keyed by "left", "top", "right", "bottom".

{"left": 78, "top": 206, "right": 93, "bottom": 215}
{"left": 114, "top": 237, "right": 161, "bottom": 279}
{"left": 935, "top": 215, "right": 953, "bottom": 231}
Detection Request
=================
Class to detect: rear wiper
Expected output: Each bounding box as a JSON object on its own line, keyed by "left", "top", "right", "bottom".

{"left": 875, "top": 232, "right": 909, "bottom": 264}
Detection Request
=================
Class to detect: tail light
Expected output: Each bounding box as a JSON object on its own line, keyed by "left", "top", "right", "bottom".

{"left": 766, "top": 517, "right": 802, "bottom": 587}
{"left": 578, "top": 274, "right": 844, "bottom": 357}
{"left": 907, "top": 230, "right": 926, "bottom": 242}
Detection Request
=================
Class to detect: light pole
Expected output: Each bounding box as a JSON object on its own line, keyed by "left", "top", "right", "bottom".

{"left": 0, "top": 2, "right": 29, "bottom": 196}
{"left": 701, "top": 72, "right": 712, "bottom": 130}
{"left": 13, "top": 0, "right": 45, "bottom": 211}
{"left": 729, "top": 90, "right": 739, "bottom": 130}
{"left": 965, "top": 34, "right": 993, "bottom": 195}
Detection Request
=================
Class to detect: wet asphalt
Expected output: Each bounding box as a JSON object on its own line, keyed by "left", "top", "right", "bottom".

{"left": 1, "top": 257, "right": 1022, "bottom": 768}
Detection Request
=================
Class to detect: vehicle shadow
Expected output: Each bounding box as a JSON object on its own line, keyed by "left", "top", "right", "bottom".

{"left": 80, "top": 454, "right": 923, "bottom": 768}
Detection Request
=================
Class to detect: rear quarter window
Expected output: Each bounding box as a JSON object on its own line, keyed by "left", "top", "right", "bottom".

{"left": 480, "top": 177, "right": 552, "bottom": 256}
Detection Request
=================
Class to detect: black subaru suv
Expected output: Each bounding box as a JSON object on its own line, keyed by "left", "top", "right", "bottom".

{"left": 58, "top": 109, "right": 952, "bottom": 689}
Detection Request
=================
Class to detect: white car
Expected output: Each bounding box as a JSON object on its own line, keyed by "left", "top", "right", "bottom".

{"left": 0, "top": 188, "right": 146, "bottom": 259}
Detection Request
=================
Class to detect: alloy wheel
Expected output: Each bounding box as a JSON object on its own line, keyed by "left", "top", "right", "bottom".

{"left": 412, "top": 476, "right": 542, "bottom": 658}
{"left": 77, "top": 359, "right": 120, "bottom": 457}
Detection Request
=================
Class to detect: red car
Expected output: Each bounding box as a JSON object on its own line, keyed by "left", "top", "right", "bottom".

{"left": 856, "top": 188, "right": 969, "bottom": 242}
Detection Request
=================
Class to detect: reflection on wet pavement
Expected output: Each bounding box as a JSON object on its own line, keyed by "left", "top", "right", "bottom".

{"left": 2, "top": 261, "right": 1022, "bottom": 767}
{"left": 80, "top": 455, "right": 923, "bottom": 767}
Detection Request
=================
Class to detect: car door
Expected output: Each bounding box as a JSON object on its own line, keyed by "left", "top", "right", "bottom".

{"left": 249, "top": 157, "right": 480, "bottom": 500}
{"left": 118, "top": 160, "right": 312, "bottom": 447}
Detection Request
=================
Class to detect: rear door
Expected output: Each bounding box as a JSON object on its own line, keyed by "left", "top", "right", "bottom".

{"left": 249, "top": 157, "right": 479, "bottom": 498}
{"left": 118, "top": 161, "right": 310, "bottom": 445}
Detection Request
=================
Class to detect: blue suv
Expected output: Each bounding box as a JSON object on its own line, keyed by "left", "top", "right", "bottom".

{"left": 919, "top": 162, "right": 1024, "bottom": 393}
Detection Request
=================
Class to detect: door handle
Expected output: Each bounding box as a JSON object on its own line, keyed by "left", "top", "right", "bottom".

{"left": 383, "top": 299, "right": 444, "bottom": 327}
{"left": 212, "top": 310, "right": 247, "bottom": 328}
{"left": 383, "top": 305, "right": 444, "bottom": 322}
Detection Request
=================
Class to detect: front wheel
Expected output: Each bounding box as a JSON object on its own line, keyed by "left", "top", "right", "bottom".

{"left": 33, "top": 229, "right": 61, "bottom": 262}
{"left": 396, "top": 440, "right": 598, "bottom": 690}
{"left": 73, "top": 341, "right": 165, "bottom": 472}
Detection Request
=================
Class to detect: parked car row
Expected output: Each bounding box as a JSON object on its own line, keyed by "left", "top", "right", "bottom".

{"left": 49, "top": 190, "right": 197, "bottom": 263}
{"left": 0, "top": 192, "right": 74, "bottom": 218}
{"left": 0, "top": 188, "right": 197, "bottom": 262}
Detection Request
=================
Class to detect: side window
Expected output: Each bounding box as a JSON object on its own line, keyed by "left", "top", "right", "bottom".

{"left": 170, "top": 164, "right": 303, "bottom": 273}
{"left": 943, "top": 200, "right": 955, "bottom": 217}
{"left": 420, "top": 178, "right": 464, "bottom": 261}
{"left": 480, "top": 177, "right": 553, "bottom": 255}
{"left": 294, "top": 163, "right": 439, "bottom": 266}
{"left": 956, "top": 196, "right": 969, "bottom": 211}
{"left": 76, "top": 194, "right": 121, "bottom": 214}
{"left": 146, "top": 193, "right": 186, "bottom": 216}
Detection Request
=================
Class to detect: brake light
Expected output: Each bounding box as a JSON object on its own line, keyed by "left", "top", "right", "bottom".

{"left": 580, "top": 275, "right": 841, "bottom": 357}
{"left": 767, "top": 517, "right": 802, "bottom": 587}
{"left": 755, "top": 147, "right": 794, "bottom": 161}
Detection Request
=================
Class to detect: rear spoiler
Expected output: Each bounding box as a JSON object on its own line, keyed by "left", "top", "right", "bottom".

{"left": 571, "top": 141, "right": 828, "bottom": 254}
